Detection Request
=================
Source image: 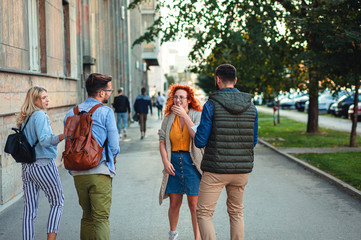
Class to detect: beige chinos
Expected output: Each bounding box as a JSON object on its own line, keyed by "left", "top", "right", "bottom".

{"left": 196, "top": 172, "right": 249, "bottom": 240}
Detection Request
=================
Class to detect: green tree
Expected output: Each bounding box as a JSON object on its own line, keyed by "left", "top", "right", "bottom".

{"left": 194, "top": 31, "right": 298, "bottom": 98}
{"left": 131, "top": 0, "right": 360, "bottom": 138}
{"left": 130, "top": 0, "right": 305, "bottom": 97}
{"left": 131, "top": 0, "right": 287, "bottom": 64}
{"left": 283, "top": 0, "right": 360, "bottom": 142}
{"left": 279, "top": 0, "right": 329, "bottom": 133}
{"left": 196, "top": 74, "right": 214, "bottom": 94}
{"left": 320, "top": 0, "right": 361, "bottom": 146}
{"left": 164, "top": 73, "right": 175, "bottom": 86}
{"left": 271, "top": 0, "right": 360, "bottom": 135}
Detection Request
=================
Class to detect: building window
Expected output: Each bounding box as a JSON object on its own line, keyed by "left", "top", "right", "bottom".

{"left": 141, "top": 0, "right": 155, "bottom": 10}
{"left": 28, "top": 0, "right": 47, "bottom": 73}
{"left": 63, "top": 0, "right": 71, "bottom": 77}
{"left": 39, "top": 0, "right": 47, "bottom": 73}
{"left": 28, "top": 0, "right": 40, "bottom": 71}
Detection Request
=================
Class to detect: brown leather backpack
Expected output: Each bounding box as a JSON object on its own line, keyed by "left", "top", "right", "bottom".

{"left": 63, "top": 104, "right": 106, "bottom": 170}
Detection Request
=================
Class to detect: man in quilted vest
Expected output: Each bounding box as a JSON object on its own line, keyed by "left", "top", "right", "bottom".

{"left": 194, "top": 64, "right": 258, "bottom": 240}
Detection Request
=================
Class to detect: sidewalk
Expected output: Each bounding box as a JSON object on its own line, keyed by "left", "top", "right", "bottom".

{"left": 0, "top": 111, "right": 201, "bottom": 240}
{"left": 256, "top": 105, "right": 361, "bottom": 199}
{"left": 257, "top": 105, "right": 361, "bottom": 135}
{"left": 277, "top": 147, "right": 361, "bottom": 154}
{"left": 1, "top": 110, "right": 361, "bottom": 239}
{"left": 258, "top": 141, "right": 361, "bottom": 200}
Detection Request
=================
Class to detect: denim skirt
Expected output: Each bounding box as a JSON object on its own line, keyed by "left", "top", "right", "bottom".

{"left": 165, "top": 151, "right": 201, "bottom": 196}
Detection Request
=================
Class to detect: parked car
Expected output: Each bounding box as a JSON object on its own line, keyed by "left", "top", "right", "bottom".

{"left": 266, "top": 92, "right": 289, "bottom": 107}
{"left": 304, "top": 92, "right": 344, "bottom": 113}
{"left": 295, "top": 95, "right": 309, "bottom": 112}
{"left": 266, "top": 100, "right": 278, "bottom": 107}
{"left": 348, "top": 103, "right": 361, "bottom": 121}
{"left": 334, "top": 94, "right": 361, "bottom": 118}
{"left": 279, "top": 92, "right": 307, "bottom": 109}
{"left": 329, "top": 102, "right": 337, "bottom": 116}
{"left": 252, "top": 94, "right": 263, "bottom": 105}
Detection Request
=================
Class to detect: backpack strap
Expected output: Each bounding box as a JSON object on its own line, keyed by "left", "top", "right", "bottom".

{"left": 73, "top": 104, "right": 103, "bottom": 115}
{"left": 73, "top": 106, "right": 80, "bottom": 115}
{"left": 21, "top": 115, "right": 32, "bottom": 132}
{"left": 90, "top": 104, "right": 108, "bottom": 162}
{"left": 31, "top": 138, "right": 39, "bottom": 148}
{"left": 88, "top": 104, "right": 104, "bottom": 115}
{"left": 21, "top": 111, "right": 39, "bottom": 148}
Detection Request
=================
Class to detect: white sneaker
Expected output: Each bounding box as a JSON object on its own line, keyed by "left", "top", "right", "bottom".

{"left": 169, "top": 231, "right": 178, "bottom": 240}
{"left": 119, "top": 133, "right": 122, "bottom": 139}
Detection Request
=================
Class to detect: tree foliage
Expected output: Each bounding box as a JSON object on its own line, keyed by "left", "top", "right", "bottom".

{"left": 131, "top": 0, "right": 304, "bottom": 96}
{"left": 164, "top": 73, "right": 175, "bottom": 86}
{"left": 320, "top": 0, "right": 361, "bottom": 146}
{"left": 282, "top": 0, "right": 361, "bottom": 138}
{"left": 131, "top": 0, "right": 361, "bottom": 140}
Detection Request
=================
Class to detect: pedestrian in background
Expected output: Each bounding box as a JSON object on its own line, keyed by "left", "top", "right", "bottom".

{"left": 155, "top": 91, "right": 166, "bottom": 120}
{"left": 64, "top": 73, "right": 120, "bottom": 240}
{"left": 194, "top": 64, "right": 258, "bottom": 240}
{"left": 134, "top": 87, "right": 153, "bottom": 139}
{"left": 112, "top": 87, "right": 130, "bottom": 138}
{"left": 158, "top": 84, "right": 203, "bottom": 240}
{"left": 16, "top": 86, "right": 65, "bottom": 240}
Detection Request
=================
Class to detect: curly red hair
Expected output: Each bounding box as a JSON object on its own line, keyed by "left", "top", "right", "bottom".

{"left": 164, "top": 84, "right": 202, "bottom": 116}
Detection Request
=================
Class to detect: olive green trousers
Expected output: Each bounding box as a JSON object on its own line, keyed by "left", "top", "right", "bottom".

{"left": 74, "top": 174, "right": 112, "bottom": 240}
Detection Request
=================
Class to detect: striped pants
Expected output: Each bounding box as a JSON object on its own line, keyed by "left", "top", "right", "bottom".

{"left": 22, "top": 159, "right": 64, "bottom": 240}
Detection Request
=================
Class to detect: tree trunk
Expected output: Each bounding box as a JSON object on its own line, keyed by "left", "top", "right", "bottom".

{"left": 350, "top": 73, "right": 359, "bottom": 147}
{"left": 307, "top": 71, "right": 319, "bottom": 133}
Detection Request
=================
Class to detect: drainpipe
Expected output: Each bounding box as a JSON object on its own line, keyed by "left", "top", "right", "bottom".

{"left": 126, "top": 0, "right": 133, "bottom": 110}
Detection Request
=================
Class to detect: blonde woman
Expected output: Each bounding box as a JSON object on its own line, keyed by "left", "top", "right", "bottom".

{"left": 16, "top": 87, "right": 64, "bottom": 240}
{"left": 159, "top": 84, "right": 203, "bottom": 240}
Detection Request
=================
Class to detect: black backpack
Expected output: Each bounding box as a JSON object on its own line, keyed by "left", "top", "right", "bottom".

{"left": 4, "top": 114, "right": 38, "bottom": 164}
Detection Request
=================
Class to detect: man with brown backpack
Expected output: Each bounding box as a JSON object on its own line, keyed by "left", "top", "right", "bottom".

{"left": 63, "top": 73, "right": 120, "bottom": 240}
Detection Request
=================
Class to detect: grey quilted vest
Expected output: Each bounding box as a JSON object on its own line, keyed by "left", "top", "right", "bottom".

{"left": 201, "top": 89, "right": 257, "bottom": 174}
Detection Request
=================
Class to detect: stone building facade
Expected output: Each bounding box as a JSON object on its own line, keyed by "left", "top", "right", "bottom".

{"left": 0, "top": 0, "right": 160, "bottom": 207}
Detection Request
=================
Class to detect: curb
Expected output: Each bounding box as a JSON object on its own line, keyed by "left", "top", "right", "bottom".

{"left": 0, "top": 192, "right": 23, "bottom": 215}
{"left": 259, "top": 139, "right": 361, "bottom": 200}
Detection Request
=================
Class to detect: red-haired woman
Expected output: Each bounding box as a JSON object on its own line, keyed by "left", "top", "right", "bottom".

{"left": 158, "top": 84, "right": 203, "bottom": 240}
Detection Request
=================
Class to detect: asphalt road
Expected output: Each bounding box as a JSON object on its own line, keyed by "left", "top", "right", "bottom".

{"left": 0, "top": 112, "right": 361, "bottom": 239}
{"left": 256, "top": 105, "right": 361, "bottom": 135}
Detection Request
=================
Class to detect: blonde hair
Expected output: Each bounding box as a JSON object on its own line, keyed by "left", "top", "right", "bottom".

{"left": 16, "top": 86, "right": 47, "bottom": 128}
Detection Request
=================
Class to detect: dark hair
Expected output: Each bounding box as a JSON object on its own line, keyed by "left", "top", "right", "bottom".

{"left": 118, "top": 88, "right": 123, "bottom": 94}
{"left": 141, "top": 87, "right": 146, "bottom": 95}
{"left": 215, "top": 64, "right": 236, "bottom": 83}
{"left": 85, "top": 73, "right": 112, "bottom": 97}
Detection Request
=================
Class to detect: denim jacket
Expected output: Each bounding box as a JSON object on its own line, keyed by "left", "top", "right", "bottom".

{"left": 22, "top": 110, "right": 58, "bottom": 159}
